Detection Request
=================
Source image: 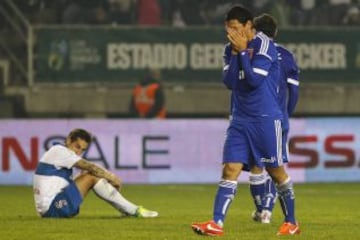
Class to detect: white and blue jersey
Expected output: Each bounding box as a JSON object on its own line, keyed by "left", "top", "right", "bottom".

{"left": 223, "top": 32, "right": 283, "bottom": 121}
{"left": 222, "top": 31, "right": 283, "bottom": 170}
{"left": 33, "top": 145, "right": 82, "bottom": 216}
{"left": 276, "top": 43, "right": 300, "bottom": 131}
{"left": 276, "top": 44, "right": 300, "bottom": 164}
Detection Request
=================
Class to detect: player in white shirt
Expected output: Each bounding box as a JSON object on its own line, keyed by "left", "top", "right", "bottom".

{"left": 33, "top": 128, "right": 158, "bottom": 218}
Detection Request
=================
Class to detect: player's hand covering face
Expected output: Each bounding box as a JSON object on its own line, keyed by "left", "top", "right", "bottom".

{"left": 225, "top": 20, "right": 248, "bottom": 52}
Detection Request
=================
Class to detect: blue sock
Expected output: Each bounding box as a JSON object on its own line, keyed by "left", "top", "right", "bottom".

{"left": 276, "top": 177, "right": 296, "bottom": 224}
{"left": 263, "top": 174, "right": 277, "bottom": 212}
{"left": 249, "top": 172, "right": 267, "bottom": 213}
{"left": 213, "top": 179, "right": 237, "bottom": 226}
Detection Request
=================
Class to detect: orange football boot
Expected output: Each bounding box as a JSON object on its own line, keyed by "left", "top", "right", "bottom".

{"left": 277, "top": 222, "right": 301, "bottom": 235}
{"left": 191, "top": 220, "right": 224, "bottom": 236}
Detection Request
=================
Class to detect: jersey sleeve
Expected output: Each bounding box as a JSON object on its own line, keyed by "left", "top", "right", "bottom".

{"left": 285, "top": 54, "right": 300, "bottom": 116}
{"left": 239, "top": 37, "right": 274, "bottom": 88}
{"left": 222, "top": 44, "right": 241, "bottom": 90}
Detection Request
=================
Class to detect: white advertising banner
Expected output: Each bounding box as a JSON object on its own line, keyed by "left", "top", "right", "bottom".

{"left": 0, "top": 119, "right": 359, "bottom": 185}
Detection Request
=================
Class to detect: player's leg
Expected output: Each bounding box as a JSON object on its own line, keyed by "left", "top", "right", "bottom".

{"left": 42, "top": 181, "right": 83, "bottom": 218}
{"left": 214, "top": 162, "right": 242, "bottom": 226}
{"left": 267, "top": 166, "right": 299, "bottom": 235}
{"left": 249, "top": 166, "right": 268, "bottom": 222}
{"left": 213, "top": 124, "right": 248, "bottom": 228}
{"left": 262, "top": 172, "right": 277, "bottom": 219}
{"left": 263, "top": 119, "right": 299, "bottom": 235}
{"left": 73, "top": 172, "right": 98, "bottom": 197}
{"left": 254, "top": 127, "right": 288, "bottom": 222}
{"left": 192, "top": 124, "right": 250, "bottom": 236}
{"left": 75, "top": 173, "right": 158, "bottom": 218}
{"left": 269, "top": 128, "right": 296, "bottom": 227}
{"left": 247, "top": 120, "right": 277, "bottom": 223}
{"left": 191, "top": 162, "right": 242, "bottom": 236}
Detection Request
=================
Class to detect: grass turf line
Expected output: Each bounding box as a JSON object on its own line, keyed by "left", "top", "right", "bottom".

{"left": 0, "top": 183, "right": 359, "bottom": 240}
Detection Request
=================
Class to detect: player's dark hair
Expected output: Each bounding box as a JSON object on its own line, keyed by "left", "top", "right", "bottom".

{"left": 253, "top": 13, "right": 278, "bottom": 38}
{"left": 225, "top": 5, "right": 253, "bottom": 24}
{"left": 68, "top": 128, "right": 92, "bottom": 144}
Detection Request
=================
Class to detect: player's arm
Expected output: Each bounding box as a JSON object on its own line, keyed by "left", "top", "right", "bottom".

{"left": 239, "top": 51, "right": 272, "bottom": 88}
{"left": 222, "top": 45, "right": 240, "bottom": 90}
{"left": 287, "top": 84, "right": 299, "bottom": 116}
{"left": 286, "top": 57, "right": 300, "bottom": 116}
{"left": 74, "top": 159, "right": 121, "bottom": 188}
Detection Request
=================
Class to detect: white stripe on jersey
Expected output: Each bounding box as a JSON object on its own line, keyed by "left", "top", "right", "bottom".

{"left": 287, "top": 78, "right": 300, "bottom": 86}
{"left": 253, "top": 67, "right": 268, "bottom": 76}
{"left": 257, "top": 32, "right": 272, "bottom": 60}
{"left": 223, "top": 64, "right": 229, "bottom": 71}
{"left": 274, "top": 119, "right": 283, "bottom": 166}
{"left": 258, "top": 33, "right": 269, "bottom": 55}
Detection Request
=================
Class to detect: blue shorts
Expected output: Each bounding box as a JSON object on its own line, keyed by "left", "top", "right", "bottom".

{"left": 43, "top": 181, "right": 83, "bottom": 218}
{"left": 223, "top": 118, "right": 283, "bottom": 170}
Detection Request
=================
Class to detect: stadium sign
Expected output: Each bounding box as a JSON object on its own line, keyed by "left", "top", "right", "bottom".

{"left": 107, "top": 43, "right": 224, "bottom": 70}
{"left": 35, "top": 27, "right": 360, "bottom": 84}
{"left": 284, "top": 43, "right": 346, "bottom": 70}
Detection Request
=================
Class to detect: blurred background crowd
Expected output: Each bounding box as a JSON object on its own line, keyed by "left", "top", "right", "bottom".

{"left": 2, "top": 0, "right": 360, "bottom": 28}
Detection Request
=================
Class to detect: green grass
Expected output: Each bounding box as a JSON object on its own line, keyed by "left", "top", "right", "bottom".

{"left": 0, "top": 183, "right": 359, "bottom": 240}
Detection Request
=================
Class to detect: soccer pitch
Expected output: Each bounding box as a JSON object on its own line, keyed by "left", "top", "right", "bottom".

{"left": 0, "top": 183, "right": 359, "bottom": 240}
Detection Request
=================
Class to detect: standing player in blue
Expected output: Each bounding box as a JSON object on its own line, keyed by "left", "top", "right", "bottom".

{"left": 249, "top": 13, "right": 300, "bottom": 226}
{"left": 191, "top": 5, "right": 300, "bottom": 236}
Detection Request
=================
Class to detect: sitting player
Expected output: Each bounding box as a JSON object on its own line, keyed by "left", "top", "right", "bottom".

{"left": 33, "top": 128, "right": 158, "bottom": 218}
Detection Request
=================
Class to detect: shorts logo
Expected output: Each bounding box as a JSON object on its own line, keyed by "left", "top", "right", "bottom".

{"left": 261, "top": 157, "right": 276, "bottom": 163}
{"left": 55, "top": 199, "right": 68, "bottom": 209}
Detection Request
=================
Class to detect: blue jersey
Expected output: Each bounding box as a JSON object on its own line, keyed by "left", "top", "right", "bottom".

{"left": 276, "top": 44, "right": 300, "bottom": 130}
{"left": 223, "top": 32, "right": 282, "bottom": 121}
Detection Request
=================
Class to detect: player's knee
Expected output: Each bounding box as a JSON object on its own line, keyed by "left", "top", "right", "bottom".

{"left": 276, "top": 177, "right": 294, "bottom": 198}
{"left": 250, "top": 166, "right": 264, "bottom": 174}
{"left": 249, "top": 170, "right": 267, "bottom": 185}
{"left": 80, "top": 173, "right": 100, "bottom": 185}
{"left": 222, "top": 163, "right": 242, "bottom": 180}
{"left": 266, "top": 167, "right": 288, "bottom": 184}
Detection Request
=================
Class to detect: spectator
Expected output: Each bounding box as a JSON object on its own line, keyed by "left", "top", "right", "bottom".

{"left": 200, "top": 0, "right": 233, "bottom": 25}
{"left": 129, "top": 69, "right": 166, "bottom": 118}
{"left": 328, "top": 0, "right": 352, "bottom": 25}
{"left": 269, "top": 0, "right": 292, "bottom": 27}
{"left": 343, "top": 5, "right": 360, "bottom": 25}
{"left": 108, "top": 0, "right": 136, "bottom": 25}
{"left": 62, "top": 0, "right": 109, "bottom": 24}
{"left": 286, "top": 0, "right": 316, "bottom": 26}
{"left": 137, "top": 0, "right": 161, "bottom": 26}
{"left": 169, "top": 0, "right": 204, "bottom": 26}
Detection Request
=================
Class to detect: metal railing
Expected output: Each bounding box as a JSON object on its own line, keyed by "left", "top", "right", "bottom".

{"left": 0, "top": 0, "right": 34, "bottom": 86}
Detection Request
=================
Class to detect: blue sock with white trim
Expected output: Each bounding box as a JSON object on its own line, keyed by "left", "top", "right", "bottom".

{"left": 276, "top": 177, "right": 296, "bottom": 224}
{"left": 213, "top": 179, "right": 237, "bottom": 227}
{"left": 263, "top": 173, "right": 277, "bottom": 212}
{"left": 249, "top": 171, "right": 267, "bottom": 213}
